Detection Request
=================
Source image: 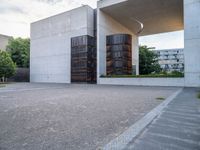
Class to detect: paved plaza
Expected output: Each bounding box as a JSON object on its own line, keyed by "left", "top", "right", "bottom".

{"left": 125, "top": 88, "right": 200, "bottom": 150}
{"left": 0, "top": 83, "right": 178, "bottom": 150}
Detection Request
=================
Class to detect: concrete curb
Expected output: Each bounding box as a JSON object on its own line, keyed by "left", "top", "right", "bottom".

{"left": 102, "top": 88, "right": 183, "bottom": 150}
{"left": 0, "top": 87, "right": 66, "bottom": 93}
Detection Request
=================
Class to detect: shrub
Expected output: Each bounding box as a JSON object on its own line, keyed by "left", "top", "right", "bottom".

{"left": 197, "top": 92, "right": 200, "bottom": 99}
{"left": 6, "top": 38, "right": 30, "bottom": 68}
{"left": 0, "top": 50, "right": 16, "bottom": 82}
{"left": 100, "top": 71, "right": 184, "bottom": 78}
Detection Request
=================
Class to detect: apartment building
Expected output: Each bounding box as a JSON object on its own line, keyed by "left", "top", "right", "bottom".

{"left": 154, "top": 49, "right": 184, "bottom": 72}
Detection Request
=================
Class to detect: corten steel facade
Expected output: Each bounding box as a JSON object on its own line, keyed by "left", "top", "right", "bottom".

{"left": 106, "top": 34, "right": 132, "bottom": 75}
{"left": 71, "top": 35, "right": 96, "bottom": 83}
{"left": 30, "top": 6, "right": 95, "bottom": 83}
{"left": 30, "top": 0, "right": 200, "bottom": 87}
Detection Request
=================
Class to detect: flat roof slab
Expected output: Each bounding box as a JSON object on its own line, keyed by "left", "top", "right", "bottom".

{"left": 100, "top": 0, "right": 183, "bottom": 36}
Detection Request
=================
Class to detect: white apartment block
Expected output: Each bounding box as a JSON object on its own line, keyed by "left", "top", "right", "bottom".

{"left": 154, "top": 49, "right": 184, "bottom": 72}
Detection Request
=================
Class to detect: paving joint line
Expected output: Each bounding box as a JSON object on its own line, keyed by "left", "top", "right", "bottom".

{"left": 102, "top": 88, "right": 183, "bottom": 150}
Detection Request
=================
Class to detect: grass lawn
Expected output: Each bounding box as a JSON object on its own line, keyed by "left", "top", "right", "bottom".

{"left": 156, "top": 97, "right": 165, "bottom": 101}
{"left": 0, "top": 84, "right": 6, "bottom": 88}
{"left": 100, "top": 74, "right": 184, "bottom": 78}
{"left": 197, "top": 92, "right": 200, "bottom": 99}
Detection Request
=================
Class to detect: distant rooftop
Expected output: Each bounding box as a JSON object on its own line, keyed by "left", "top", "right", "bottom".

{"left": 154, "top": 48, "right": 184, "bottom": 51}
{"left": 0, "top": 34, "right": 12, "bottom": 38}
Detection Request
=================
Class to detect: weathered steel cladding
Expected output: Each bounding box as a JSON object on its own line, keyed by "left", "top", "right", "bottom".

{"left": 106, "top": 34, "right": 132, "bottom": 75}
{"left": 71, "top": 35, "right": 96, "bottom": 83}
{"left": 106, "top": 34, "right": 132, "bottom": 45}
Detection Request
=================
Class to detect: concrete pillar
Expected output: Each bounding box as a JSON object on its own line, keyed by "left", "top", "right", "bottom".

{"left": 97, "top": 10, "right": 139, "bottom": 83}
{"left": 132, "top": 36, "right": 139, "bottom": 75}
{"left": 184, "top": 0, "right": 200, "bottom": 87}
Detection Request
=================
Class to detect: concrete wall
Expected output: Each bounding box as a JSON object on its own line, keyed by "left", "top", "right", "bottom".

{"left": 30, "top": 0, "right": 200, "bottom": 87}
{"left": 184, "top": 0, "right": 200, "bottom": 87}
{"left": 97, "top": 9, "right": 139, "bottom": 83}
{"left": 30, "top": 6, "right": 94, "bottom": 83}
{"left": 0, "top": 34, "right": 11, "bottom": 50}
{"left": 99, "top": 78, "right": 185, "bottom": 87}
{"left": 98, "top": 0, "right": 127, "bottom": 9}
{"left": 97, "top": 0, "right": 199, "bottom": 87}
{"left": 9, "top": 68, "right": 30, "bottom": 82}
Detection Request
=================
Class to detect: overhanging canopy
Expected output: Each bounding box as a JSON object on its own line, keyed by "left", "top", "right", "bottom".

{"left": 100, "top": 0, "right": 183, "bottom": 36}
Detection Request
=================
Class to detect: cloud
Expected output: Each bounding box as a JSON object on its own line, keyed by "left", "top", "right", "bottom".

{"left": 0, "top": 0, "right": 97, "bottom": 37}
{"left": 0, "top": 0, "right": 183, "bottom": 50}
{"left": 0, "top": 3, "right": 25, "bottom": 14}
{"left": 36, "top": 0, "right": 63, "bottom": 4}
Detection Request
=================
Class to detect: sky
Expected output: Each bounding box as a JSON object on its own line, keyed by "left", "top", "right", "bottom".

{"left": 0, "top": 0, "right": 184, "bottom": 50}
{"left": 139, "top": 30, "right": 184, "bottom": 50}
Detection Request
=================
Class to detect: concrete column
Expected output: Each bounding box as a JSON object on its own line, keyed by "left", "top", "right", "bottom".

{"left": 97, "top": 9, "right": 139, "bottom": 83}
{"left": 132, "top": 36, "right": 139, "bottom": 75}
{"left": 184, "top": 0, "right": 200, "bottom": 87}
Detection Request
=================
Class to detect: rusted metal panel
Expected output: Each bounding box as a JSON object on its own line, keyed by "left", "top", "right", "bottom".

{"left": 71, "top": 35, "right": 96, "bottom": 83}
{"left": 106, "top": 34, "right": 132, "bottom": 75}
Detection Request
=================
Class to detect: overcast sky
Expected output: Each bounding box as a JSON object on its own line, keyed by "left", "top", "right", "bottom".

{"left": 0, "top": 0, "right": 184, "bottom": 50}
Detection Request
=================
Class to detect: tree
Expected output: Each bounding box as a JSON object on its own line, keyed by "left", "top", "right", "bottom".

{"left": 6, "top": 38, "right": 30, "bottom": 68}
{"left": 0, "top": 50, "right": 16, "bottom": 82}
{"left": 139, "top": 45, "right": 161, "bottom": 75}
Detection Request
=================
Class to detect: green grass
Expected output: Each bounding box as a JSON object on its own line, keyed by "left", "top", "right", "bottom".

{"left": 156, "top": 97, "right": 165, "bottom": 101}
{"left": 197, "top": 92, "right": 200, "bottom": 99}
{"left": 0, "top": 84, "right": 6, "bottom": 88}
{"left": 100, "top": 74, "right": 184, "bottom": 78}
{"left": 100, "top": 71, "right": 184, "bottom": 78}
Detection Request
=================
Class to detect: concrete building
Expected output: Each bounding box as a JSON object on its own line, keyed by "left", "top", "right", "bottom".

{"left": 30, "top": 6, "right": 95, "bottom": 83}
{"left": 0, "top": 34, "right": 11, "bottom": 51}
{"left": 154, "top": 49, "right": 184, "bottom": 73}
{"left": 30, "top": 0, "right": 200, "bottom": 87}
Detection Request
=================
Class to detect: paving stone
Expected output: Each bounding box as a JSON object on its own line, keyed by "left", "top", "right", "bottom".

{"left": 125, "top": 88, "right": 200, "bottom": 150}
{"left": 0, "top": 83, "right": 178, "bottom": 150}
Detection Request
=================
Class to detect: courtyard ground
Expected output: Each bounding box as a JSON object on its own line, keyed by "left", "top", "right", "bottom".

{"left": 125, "top": 88, "right": 200, "bottom": 150}
{"left": 0, "top": 83, "right": 179, "bottom": 150}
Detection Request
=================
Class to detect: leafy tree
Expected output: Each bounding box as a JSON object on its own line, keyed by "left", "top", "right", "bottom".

{"left": 6, "top": 38, "right": 30, "bottom": 68}
{"left": 139, "top": 45, "right": 161, "bottom": 75}
{"left": 0, "top": 50, "right": 16, "bottom": 82}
